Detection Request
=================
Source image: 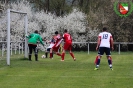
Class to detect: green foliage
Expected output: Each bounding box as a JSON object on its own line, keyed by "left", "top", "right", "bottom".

{"left": 0, "top": 52, "right": 133, "bottom": 88}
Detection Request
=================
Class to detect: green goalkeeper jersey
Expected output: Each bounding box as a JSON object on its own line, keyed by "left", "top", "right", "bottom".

{"left": 26, "top": 33, "right": 44, "bottom": 45}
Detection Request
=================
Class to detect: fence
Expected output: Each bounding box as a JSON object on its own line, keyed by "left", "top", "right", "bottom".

{"left": 72, "top": 42, "right": 133, "bottom": 54}
{"left": 0, "top": 41, "right": 133, "bottom": 58}
{"left": 0, "top": 41, "right": 24, "bottom": 57}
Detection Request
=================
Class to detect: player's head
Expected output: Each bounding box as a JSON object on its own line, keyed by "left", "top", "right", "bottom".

{"left": 64, "top": 29, "right": 67, "bottom": 33}
{"left": 43, "top": 37, "right": 46, "bottom": 41}
{"left": 103, "top": 27, "right": 107, "bottom": 31}
{"left": 34, "top": 30, "right": 39, "bottom": 34}
{"left": 55, "top": 31, "right": 58, "bottom": 35}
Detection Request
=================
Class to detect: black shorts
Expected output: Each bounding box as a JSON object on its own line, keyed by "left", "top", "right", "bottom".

{"left": 98, "top": 47, "right": 111, "bottom": 56}
{"left": 28, "top": 44, "right": 38, "bottom": 54}
{"left": 47, "top": 48, "right": 51, "bottom": 52}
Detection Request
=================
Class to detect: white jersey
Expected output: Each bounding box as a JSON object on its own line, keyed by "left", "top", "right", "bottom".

{"left": 47, "top": 44, "right": 54, "bottom": 48}
{"left": 47, "top": 38, "right": 55, "bottom": 49}
{"left": 98, "top": 32, "right": 112, "bottom": 48}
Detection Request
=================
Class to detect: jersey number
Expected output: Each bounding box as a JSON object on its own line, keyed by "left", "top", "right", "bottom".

{"left": 103, "top": 34, "right": 108, "bottom": 39}
{"left": 67, "top": 35, "right": 71, "bottom": 40}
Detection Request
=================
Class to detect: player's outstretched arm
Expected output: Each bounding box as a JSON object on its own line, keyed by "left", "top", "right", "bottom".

{"left": 39, "top": 36, "right": 44, "bottom": 46}
{"left": 25, "top": 33, "right": 31, "bottom": 39}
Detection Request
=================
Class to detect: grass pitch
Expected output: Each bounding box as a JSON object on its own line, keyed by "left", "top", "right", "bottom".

{"left": 0, "top": 51, "right": 133, "bottom": 88}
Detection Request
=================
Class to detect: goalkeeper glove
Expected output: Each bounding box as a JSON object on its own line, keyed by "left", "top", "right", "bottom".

{"left": 25, "top": 34, "right": 28, "bottom": 37}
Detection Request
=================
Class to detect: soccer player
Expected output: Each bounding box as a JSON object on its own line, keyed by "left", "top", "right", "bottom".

{"left": 49, "top": 31, "right": 62, "bottom": 59}
{"left": 94, "top": 27, "right": 114, "bottom": 70}
{"left": 26, "top": 30, "right": 44, "bottom": 61}
{"left": 44, "top": 35, "right": 55, "bottom": 58}
{"left": 61, "top": 29, "right": 76, "bottom": 61}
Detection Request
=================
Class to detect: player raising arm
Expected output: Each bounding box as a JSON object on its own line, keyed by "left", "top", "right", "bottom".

{"left": 94, "top": 27, "right": 114, "bottom": 70}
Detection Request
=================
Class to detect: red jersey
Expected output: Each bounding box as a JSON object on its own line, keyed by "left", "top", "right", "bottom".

{"left": 63, "top": 33, "right": 72, "bottom": 43}
{"left": 54, "top": 34, "right": 61, "bottom": 43}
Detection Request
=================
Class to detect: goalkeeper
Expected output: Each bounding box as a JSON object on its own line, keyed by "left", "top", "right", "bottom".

{"left": 26, "top": 30, "right": 44, "bottom": 61}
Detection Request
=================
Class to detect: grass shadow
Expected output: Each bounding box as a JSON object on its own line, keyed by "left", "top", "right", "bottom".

{"left": 20, "top": 58, "right": 29, "bottom": 61}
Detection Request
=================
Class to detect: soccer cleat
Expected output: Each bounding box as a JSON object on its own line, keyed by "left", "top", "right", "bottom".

{"left": 94, "top": 68, "right": 98, "bottom": 70}
{"left": 110, "top": 68, "right": 113, "bottom": 70}
{"left": 49, "top": 57, "right": 53, "bottom": 59}
{"left": 74, "top": 58, "right": 76, "bottom": 61}
{"left": 60, "top": 60, "right": 64, "bottom": 61}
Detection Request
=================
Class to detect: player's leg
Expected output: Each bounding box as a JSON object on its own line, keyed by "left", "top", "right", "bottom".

{"left": 69, "top": 50, "right": 76, "bottom": 61}
{"left": 45, "top": 48, "right": 48, "bottom": 58}
{"left": 50, "top": 44, "right": 57, "bottom": 58}
{"left": 107, "top": 56, "right": 113, "bottom": 70}
{"left": 61, "top": 49, "right": 65, "bottom": 61}
{"left": 94, "top": 47, "right": 104, "bottom": 70}
{"left": 45, "top": 51, "right": 48, "bottom": 58}
{"left": 94, "top": 55, "right": 98, "bottom": 65}
{"left": 94, "top": 55, "right": 102, "bottom": 70}
{"left": 68, "top": 43, "right": 76, "bottom": 61}
{"left": 105, "top": 48, "right": 113, "bottom": 70}
{"left": 50, "top": 46, "right": 61, "bottom": 59}
{"left": 45, "top": 48, "right": 51, "bottom": 58}
{"left": 33, "top": 45, "right": 38, "bottom": 61}
{"left": 50, "top": 48, "right": 53, "bottom": 58}
{"left": 55, "top": 52, "right": 62, "bottom": 56}
{"left": 61, "top": 43, "right": 67, "bottom": 61}
{"left": 55, "top": 46, "right": 62, "bottom": 57}
{"left": 28, "top": 44, "right": 32, "bottom": 61}
{"left": 54, "top": 41, "right": 62, "bottom": 57}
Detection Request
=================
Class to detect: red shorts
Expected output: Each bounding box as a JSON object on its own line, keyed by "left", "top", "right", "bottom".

{"left": 52, "top": 44, "right": 60, "bottom": 52}
{"left": 63, "top": 42, "right": 72, "bottom": 51}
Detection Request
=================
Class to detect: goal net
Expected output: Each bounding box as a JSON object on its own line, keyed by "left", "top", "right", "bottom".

{"left": 0, "top": 9, "right": 28, "bottom": 65}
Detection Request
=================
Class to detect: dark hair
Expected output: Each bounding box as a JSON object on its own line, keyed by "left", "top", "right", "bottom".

{"left": 64, "top": 29, "right": 67, "bottom": 33}
{"left": 34, "top": 30, "right": 38, "bottom": 33}
{"left": 55, "top": 31, "right": 58, "bottom": 34}
{"left": 103, "top": 27, "right": 107, "bottom": 31}
{"left": 43, "top": 37, "right": 46, "bottom": 41}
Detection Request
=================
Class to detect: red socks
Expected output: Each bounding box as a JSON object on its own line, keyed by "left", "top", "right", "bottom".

{"left": 70, "top": 52, "right": 74, "bottom": 59}
{"left": 94, "top": 56, "right": 98, "bottom": 65}
{"left": 57, "top": 53, "right": 61, "bottom": 56}
{"left": 61, "top": 53, "right": 65, "bottom": 60}
{"left": 50, "top": 53, "right": 53, "bottom": 58}
{"left": 61, "top": 52, "right": 75, "bottom": 61}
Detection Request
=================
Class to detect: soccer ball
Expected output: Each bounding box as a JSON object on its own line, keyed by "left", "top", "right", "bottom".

{"left": 41, "top": 55, "right": 46, "bottom": 58}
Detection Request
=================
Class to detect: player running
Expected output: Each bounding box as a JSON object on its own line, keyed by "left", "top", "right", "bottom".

{"left": 49, "top": 31, "right": 62, "bottom": 59}
{"left": 94, "top": 27, "right": 114, "bottom": 70}
{"left": 61, "top": 29, "right": 76, "bottom": 61}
